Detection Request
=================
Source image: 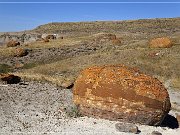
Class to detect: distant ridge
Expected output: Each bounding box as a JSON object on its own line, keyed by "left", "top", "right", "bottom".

{"left": 31, "top": 17, "right": 180, "bottom": 36}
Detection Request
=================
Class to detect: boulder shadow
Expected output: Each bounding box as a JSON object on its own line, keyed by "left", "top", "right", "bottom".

{"left": 161, "top": 114, "right": 179, "bottom": 129}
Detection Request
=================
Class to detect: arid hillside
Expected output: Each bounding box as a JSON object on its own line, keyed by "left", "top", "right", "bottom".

{"left": 32, "top": 18, "right": 180, "bottom": 37}
{"left": 0, "top": 17, "right": 180, "bottom": 90}
{"left": 1, "top": 17, "right": 180, "bottom": 134}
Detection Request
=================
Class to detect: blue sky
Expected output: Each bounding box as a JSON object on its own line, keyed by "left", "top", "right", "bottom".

{"left": 0, "top": 0, "right": 179, "bottom": 32}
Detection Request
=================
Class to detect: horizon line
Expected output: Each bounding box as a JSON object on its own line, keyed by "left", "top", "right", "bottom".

{"left": 0, "top": 2, "right": 180, "bottom": 4}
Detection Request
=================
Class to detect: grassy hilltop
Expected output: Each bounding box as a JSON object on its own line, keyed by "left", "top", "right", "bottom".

{"left": 0, "top": 17, "right": 180, "bottom": 89}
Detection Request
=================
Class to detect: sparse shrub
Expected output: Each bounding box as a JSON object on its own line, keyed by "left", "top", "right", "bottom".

{"left": 0, "top": 64, "right": 12, "bottom": 73}
{"left": 64, "top": 105, "right": 82, "bottom": 118}
{"left": 23, "top": 63, "right": 37, "bottom": 69}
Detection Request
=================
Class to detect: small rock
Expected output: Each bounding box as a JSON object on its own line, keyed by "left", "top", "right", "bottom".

{"left": 176, "top": 113, "right": 180, "bottom": 126}
{"left": 115, "top": 122, "right": 139, "bottom": 134}
{"left": 61, "top": 81, "right": 74, "bottom": 89}
{"left": 151, "top": 131, "right": 162, "bottom": 135}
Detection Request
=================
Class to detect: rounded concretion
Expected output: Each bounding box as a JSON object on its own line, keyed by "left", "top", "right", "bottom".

{"left": 73, "top": 65, "right": 171, "bottom": 125}
{"left": 149, "top": 37, "right": 173, "bottom": 48}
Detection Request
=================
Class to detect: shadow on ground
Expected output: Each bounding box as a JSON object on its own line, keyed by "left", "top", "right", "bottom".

{"left": 161, "top": 114, "right": 179, "bottom": 129}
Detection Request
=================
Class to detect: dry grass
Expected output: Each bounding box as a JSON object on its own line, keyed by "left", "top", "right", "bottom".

{"left": 1, "top": 18, "right": 179, "bottom": 90}
{"left": 14, "top": 39, "right": 180, "bottom": 89}
{"left": 0, "top": 46, "right": 16, "bottom": 58}
{"left": 26, "top": 37, "right": 82, "bottom": 49}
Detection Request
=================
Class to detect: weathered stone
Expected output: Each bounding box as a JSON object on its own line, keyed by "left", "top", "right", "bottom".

{"left": 61, "top": 81, "right": 74, "bottom": 89}
{"left": 14, "top": 48, "right": 28, "bottom": 57}
{"left": 6, "top": 40, "right": 20, "bottom": 47}
{"left": 45, "top": 35, "right": 56, "bottom": 40}
{"left": 115, "top": 122, "right": 139, "bottom": 134}
{"left": 151, "top": 131, "right": 162, "bottom": 135}
{"left": 149, "top": 37, "right": 173, "bottom": 48}
{"left": 0, "top": 73, "right": 21, "bottom": 84}
{"left": 73, "top": 65, "right": 171, "bottom": 125}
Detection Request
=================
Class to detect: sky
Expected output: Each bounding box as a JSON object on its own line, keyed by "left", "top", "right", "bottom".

{"left": 0, "top": 0, "right": 179, "bottom": 32}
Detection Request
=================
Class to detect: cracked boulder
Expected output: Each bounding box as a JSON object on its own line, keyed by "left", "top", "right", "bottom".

{"left": 73, "top": 64, "right": 171, "bottom": 126}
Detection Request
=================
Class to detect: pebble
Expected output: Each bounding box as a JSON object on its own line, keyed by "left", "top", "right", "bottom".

{"left": 115, "top": 122, "right": 139, "bottom": 134}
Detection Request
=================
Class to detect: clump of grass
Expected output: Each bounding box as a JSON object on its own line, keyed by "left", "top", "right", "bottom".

{"left": 0, "top": 64, "right": 12, "bottom": 73}
{"left": 64, "top": 105, "right": 82, "bottom": 118}
{"left": 23, "top": 63, "right": 38, "bottom": 69}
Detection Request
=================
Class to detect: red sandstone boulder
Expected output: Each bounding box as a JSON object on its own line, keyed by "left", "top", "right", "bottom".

{"left": 73, "top": 65, "right": 171, "bottom": 126}
{"left": 14, "top": 48, "right": 28, "bottom": 57}
{"left": 149, "top": 37, "right": 173, "bottom": 48}
{"left": 6, "top": 40, "right": 20, "bottom": 47}
{"left": 0, "top": 73, "right": 21, "bottom": 84}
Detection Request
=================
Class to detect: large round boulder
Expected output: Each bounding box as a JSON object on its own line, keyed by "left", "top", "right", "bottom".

{"left": 6, "top": 40, "right": 20, "bottom": 47}
{"left": 149, "top": 37, "right": 173, "bottom": 48}
{"left": 73, "top": 65, "right": 171, "bottom": 126}
{"left": 14, "top": 48, "right": 28, "bottom": 57}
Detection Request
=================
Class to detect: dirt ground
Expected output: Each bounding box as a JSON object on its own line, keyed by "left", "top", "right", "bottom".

{"left": 0, "top": 80, "right": 180, "bottom": 135}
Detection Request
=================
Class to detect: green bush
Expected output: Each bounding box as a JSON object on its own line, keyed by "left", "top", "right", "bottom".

{"left": 0, "top": 64, "right": 12, "bottom": 73}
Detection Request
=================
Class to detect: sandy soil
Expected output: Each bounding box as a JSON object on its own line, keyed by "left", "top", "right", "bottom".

{"left": 0, "top": 81, "right": 180, "bottom": 135}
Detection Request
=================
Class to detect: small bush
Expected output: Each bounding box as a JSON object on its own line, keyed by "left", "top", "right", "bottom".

{"left": 0, "top": 64, "right": 12, "bottom": 73}
{"left": 23, "top": 63, "right": 37, "bottom": 69}
{"left": 65, "top": 105, "right": 82, "bottom": 118}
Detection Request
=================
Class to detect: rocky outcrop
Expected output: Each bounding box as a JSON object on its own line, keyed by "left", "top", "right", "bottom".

{"left": 149, "top": 37, "right": 173, "bottom": 48}
{"left": 0, "top": 73, "right": 21, "bottom": 84}
{"left": 0, "top": 33, "right": 41, "bottom": 45}
{"left": 73, "top": 65, "right": 171, "bottom": 126}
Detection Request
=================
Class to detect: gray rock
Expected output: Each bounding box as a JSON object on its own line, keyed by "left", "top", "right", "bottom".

{"left": 115, "top": 122, "right": 139, "bottom": 134}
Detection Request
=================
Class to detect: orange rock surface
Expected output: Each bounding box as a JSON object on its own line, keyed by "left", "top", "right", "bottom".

{"left": 14, "top": 48, "right": 28, "bottom": 57}
{"left": 73, "top": 65, "right": 171, "bottom": 125}
{"left": 149, "top": 37, "right": 173, "bottom": 48}
{"left": 6, "top": 40, "right": 20, "bottom": 47}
